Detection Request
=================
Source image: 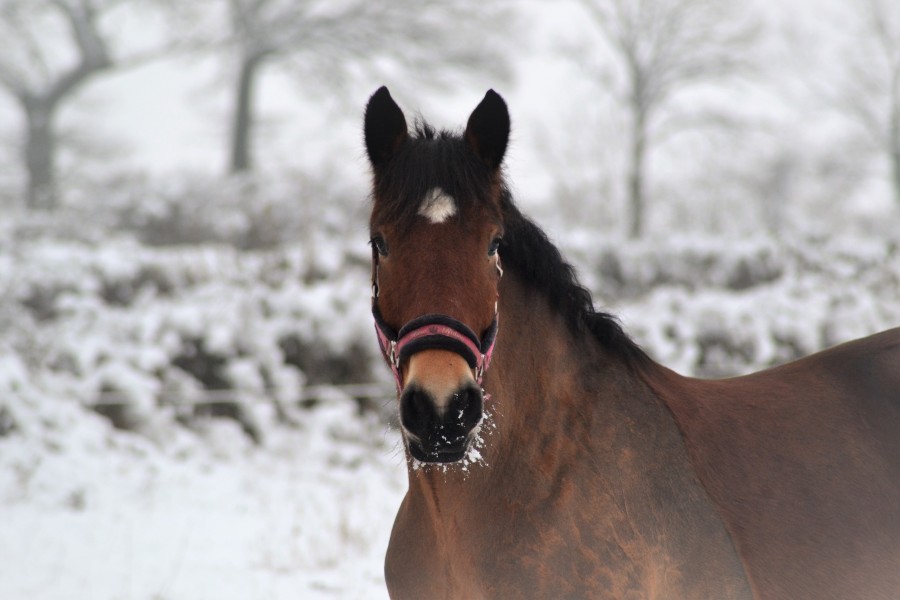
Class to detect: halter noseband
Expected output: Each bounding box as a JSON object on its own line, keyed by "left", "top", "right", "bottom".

{"left": 371, "top": 254, "right": 500, "bottom": 393}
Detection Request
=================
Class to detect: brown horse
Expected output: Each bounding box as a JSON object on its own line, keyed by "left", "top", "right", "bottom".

{"left": 363, "top": 86, "right": 900, "bottom": 600}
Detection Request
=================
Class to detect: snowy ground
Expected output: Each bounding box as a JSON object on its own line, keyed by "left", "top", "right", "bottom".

{"left": 0, "top": 378, "right": 406, "bottom": 600}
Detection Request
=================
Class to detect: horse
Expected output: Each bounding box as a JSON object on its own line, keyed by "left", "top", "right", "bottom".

{"left": 362, "top": 86, "right": 900, "bottom": 600}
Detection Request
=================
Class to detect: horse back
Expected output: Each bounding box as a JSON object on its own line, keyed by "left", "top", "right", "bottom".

{"left": 656, "top": 328, "right": 900, "bottom": 600}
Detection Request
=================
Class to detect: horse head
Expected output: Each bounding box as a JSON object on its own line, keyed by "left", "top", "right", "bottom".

{"left": 364, "top": 86, "right": 509, "bottom": 464}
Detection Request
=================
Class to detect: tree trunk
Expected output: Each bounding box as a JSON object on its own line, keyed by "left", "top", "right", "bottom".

{"left": 891, "top": 95, "right": 900, "bottom": 210}
{"left": 229, "top": 53, "right": 265, "bottom": 174}
{"left": 4, "top": 2, "right": 111, "bottom": 211}
{"left": 627, "top": 108, "right": 647, "bottom": 239}
{"left": 891, "top": 145, "right": 900, "bottom": 210}
{"left": 24, "top": 100, "right": 57, "bottom": 211}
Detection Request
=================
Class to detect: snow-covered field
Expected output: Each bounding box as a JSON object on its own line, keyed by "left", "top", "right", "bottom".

{"left": 0, "top": 387, "right": 406, "bottom": 600}
{"left": 1, "top": 197, "right": 898, "bottom": 599}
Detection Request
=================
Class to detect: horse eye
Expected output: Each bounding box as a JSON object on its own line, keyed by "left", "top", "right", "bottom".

{"left": 488, "top": 237, "right": 502, "bottom": 256}
{"left": 370, "top": 235, "right": 389, "bottom": 257}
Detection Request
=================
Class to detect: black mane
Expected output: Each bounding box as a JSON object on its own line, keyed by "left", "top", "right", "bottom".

{"left": 498, "top": 194, "right": 650, "bottom": 367}
{"left": 373, "top": 122, "right": 649, "bottom": 366}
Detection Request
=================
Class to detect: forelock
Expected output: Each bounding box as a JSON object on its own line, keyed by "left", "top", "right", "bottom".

{"left": 370, "top": 120, "right": 501, "bottom": 231}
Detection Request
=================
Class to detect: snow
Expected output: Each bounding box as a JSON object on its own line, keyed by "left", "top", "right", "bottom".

{"left": 0, "top": 219, "right": 409, "bottom": 598}
{"left": 1, "top": 1, "right": 900, "bottom": 598}
{"left": 0, "top": 374, "right": 406, "bottom": 600}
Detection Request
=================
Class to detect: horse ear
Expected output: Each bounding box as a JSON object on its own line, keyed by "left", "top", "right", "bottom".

{"left": 465, "top": 90, "right": 510, "bottom": 170}
{"left": 364, "top": 86, "right": 408, "bottom": 168}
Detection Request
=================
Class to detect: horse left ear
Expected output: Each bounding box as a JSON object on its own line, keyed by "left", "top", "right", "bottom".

{"left": 465, "top": 90, "right": 510, "bottom": 170}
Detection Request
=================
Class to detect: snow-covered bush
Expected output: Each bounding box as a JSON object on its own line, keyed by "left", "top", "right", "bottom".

{"left": 591, "top": 235, "right": 784, "bottom": 298}
{"left": 2, "top": 228, "right": 382, "bottom": 442}
{"left": 558, "top": 231, "right": 900, "bottom": 377}
{"left": 74, "top": 169, "right": 366, "bottom": 251}
{"left": 2, "top": 188, "right": 898, "bottom": 442}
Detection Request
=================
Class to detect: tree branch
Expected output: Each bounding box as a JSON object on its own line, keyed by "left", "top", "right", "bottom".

{"left": 44, "top": 0, "right": 112, "bottom": 104}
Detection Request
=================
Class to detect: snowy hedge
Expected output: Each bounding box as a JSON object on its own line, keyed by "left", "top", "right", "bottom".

{"left": 561, "top": 231, "right": 900, "bottom": 377}
{"left": 2, "top": 202, "right": 898, "bottom": 444}
{"left": 1, "top": 229, "right": 383, "bottom": 443}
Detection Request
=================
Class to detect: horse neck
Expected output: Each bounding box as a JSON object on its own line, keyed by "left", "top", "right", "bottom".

{"left": 491, "top": 272, "right": 655, "bottom": 462}
{"left": 407, "top": 271, "right": 664, "bottom": 506}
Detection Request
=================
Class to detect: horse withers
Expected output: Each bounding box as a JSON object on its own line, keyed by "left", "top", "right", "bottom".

{"left": 363, "top": 86, "right": 900, "bottom": 600}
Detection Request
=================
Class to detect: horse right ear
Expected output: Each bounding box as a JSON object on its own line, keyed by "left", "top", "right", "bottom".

{"left": 364, "top": 86, "right": 408, "bottom": 168}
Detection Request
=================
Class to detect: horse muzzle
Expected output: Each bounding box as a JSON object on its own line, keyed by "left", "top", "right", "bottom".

{"left": 399, "top": 369, "right": 483, "bottom": 463}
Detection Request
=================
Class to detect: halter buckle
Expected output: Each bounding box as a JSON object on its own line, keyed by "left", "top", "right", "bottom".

{"left": 475, "top": 354, "right": 486, "bottom": 383}
{"left": 389, "top": 340, "right": 399, "bottom": 369}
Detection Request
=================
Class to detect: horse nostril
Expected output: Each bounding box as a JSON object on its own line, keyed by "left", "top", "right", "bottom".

{"left": 399, "top": 383, "right": 483, "bottom": 435}
{"left": 399, "top": 385, "right": 433, "bottom": 434}
{"left": 447, "top": 384, "right": 483, "bottom": 430}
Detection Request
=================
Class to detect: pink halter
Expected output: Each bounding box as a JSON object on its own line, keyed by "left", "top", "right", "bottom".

{"left": 373, "top": 304, "right": 498, "bottom": 393}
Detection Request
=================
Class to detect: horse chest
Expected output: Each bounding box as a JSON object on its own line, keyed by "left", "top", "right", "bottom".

{"left": 385, "top": 479, "right": 672, "bottom": 599}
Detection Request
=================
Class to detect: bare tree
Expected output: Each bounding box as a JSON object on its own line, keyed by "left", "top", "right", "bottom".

{"left": 574, "top": 0, "right": 758, "bottom": 238}
{"left": 0, "top": 1, "right": 114, "bottom": 209}
{"left": 0, "top": 0, "right": 193, "bottom": 210}
{"left": 220, "top": 0, "right": 513, "bottom": 174}
{"left": 829, "top": 0, "right": 900, "bottom": 209}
